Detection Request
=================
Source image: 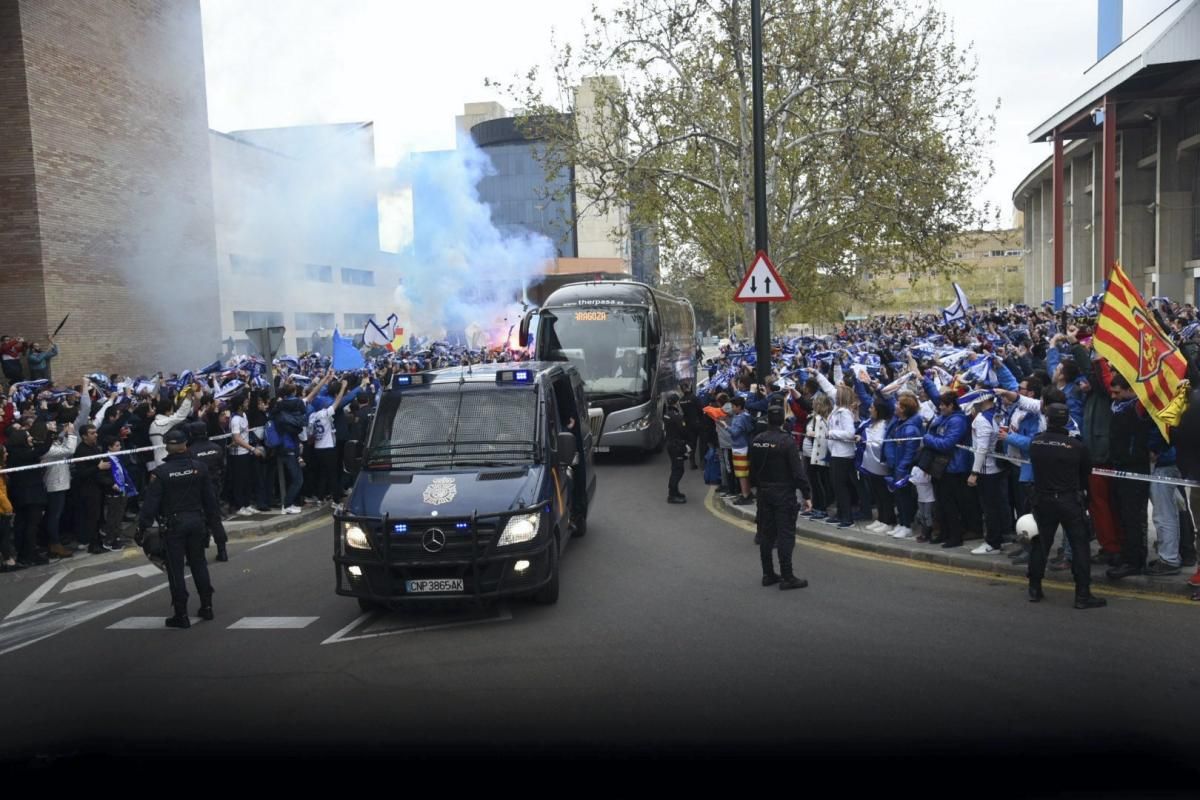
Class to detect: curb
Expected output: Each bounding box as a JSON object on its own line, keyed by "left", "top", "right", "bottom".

{"left": 222, "top": 505, "right": 332, "bottom": 540}
{"left": 710, "top": 489, "right": 1199, "bottom": 601}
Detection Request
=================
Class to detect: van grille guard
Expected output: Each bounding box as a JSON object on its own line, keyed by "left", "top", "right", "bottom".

{"left": 333, "top": 508, "right": 541, "bottom": 603}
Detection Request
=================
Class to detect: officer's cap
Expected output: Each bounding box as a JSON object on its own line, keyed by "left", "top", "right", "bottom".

{"left": 163, "top": 429, "right": 189, "bottom": 445}
{"left": 766, "top": 402, "right": 786, "bottom": 426}
{"left": 1045, "top": 403, "right": 1070, "bottom": 429}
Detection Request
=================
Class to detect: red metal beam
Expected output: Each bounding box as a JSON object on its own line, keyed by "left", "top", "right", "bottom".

{"left": 1102, "top": 96, "right": 1117, "bottom": 281}
{"left": 1053, "top": 130, "right": 1065, "bottom": 308}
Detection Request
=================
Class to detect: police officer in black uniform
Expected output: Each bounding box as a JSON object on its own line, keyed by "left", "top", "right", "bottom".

{"left": 750, "top": 402, "right": 813, "bottom": 590}
{"left": 664, "top": 391, "right": 689, "bottom": 503}
{"left": 137, "top": 428, "right": 226, "bottom": 628}
{"left": 1028, "top": 403, "right": 1106, "bottom": 609}
{"left": 678, "top": 380, "right": 702, "bottom": 469}
{"left": 187, "top": 420, "right": 229, "bottom": 562}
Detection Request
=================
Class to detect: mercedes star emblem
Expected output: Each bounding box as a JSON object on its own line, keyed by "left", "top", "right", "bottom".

{"left": 422, "top": 528, "right": 447, "bottom": 553}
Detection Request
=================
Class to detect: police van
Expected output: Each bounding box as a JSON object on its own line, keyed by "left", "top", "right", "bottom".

{"left": 334, "top": 362, "right": 595, "bottom": 609}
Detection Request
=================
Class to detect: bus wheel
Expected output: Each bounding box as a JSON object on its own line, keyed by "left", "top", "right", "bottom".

{"left": 532, "top": 537, "right": 560, "bottom": 605}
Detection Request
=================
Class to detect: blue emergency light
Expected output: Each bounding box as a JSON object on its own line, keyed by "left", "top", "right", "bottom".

{"left": 394, "top": 523, "right": 408, "bottom": 533}
{"left": 456, "top": 522, "right": 469, "bottom": 529}
{"left": 497, "top": 369, "right": 534, "bottom": 384}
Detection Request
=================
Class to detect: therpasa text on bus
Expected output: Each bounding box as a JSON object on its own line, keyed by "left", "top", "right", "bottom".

{"left": 519, "top": 281, "right": 697, "bottom": 453}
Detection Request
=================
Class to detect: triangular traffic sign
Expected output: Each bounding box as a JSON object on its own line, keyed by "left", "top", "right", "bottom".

{"left": 734, "top": 250, "right": 791, "bottom": 303}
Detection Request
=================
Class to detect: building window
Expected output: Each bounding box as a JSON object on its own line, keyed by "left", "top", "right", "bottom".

{"left": 1193, "top": 157, "right": 1200, "bottom": 260}
{"left": 341, "top": 268, "right": 375, "bottom": 286}
{"left": 343, "top": 313, "right": 375, "bottom": 331}
{"left": 988, "top": 249, "right": 1005, "bottom": 257}
{"left": 1185, "top": 99, "right": 1200, "bottom": 139}
{"left": 304, "top": 264, "right": 333, "bottom": 283}
{"left": 294, "top": 312, "right": 335, "bottom": 332}
{"left": 232, "top": 310, "right": 284, "bottom": 331}
{"left": 229, "top": 255, "right": 275, "bottom": 276}
{"left": 1004, "top": 249, "right": 1023, "bottom": 256}
{"left": 1006, "top": 265, "right": 1020, "bottom": 273}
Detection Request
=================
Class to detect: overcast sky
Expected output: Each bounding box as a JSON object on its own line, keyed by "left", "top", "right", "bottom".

{"left": 200, "top": 0, "right": 1178, "bottom": 230}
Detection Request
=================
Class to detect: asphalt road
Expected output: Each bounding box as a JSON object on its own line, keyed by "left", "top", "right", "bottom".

{"left": 1, "top": 451, "right": 1199, "bottom": 783}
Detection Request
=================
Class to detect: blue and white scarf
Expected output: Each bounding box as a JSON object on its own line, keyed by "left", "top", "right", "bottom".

{"left": 109, "top": 452, "right": 138, "bottom": 498}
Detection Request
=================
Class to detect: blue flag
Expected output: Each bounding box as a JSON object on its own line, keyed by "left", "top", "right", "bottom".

{"left": 332, "top": 328, "right": 365, "bottom": 371}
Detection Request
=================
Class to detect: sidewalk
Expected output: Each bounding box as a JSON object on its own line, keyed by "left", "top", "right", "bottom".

{"left": 712, "top": 490, "right": 1199, "bottom": 601}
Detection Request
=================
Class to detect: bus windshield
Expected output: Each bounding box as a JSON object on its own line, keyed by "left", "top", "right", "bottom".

{"left": 542, "top": 306, "right": 650, "bottom": 397}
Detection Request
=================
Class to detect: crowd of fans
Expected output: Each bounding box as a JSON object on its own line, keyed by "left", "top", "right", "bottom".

{"left": 0, "top": 336, "right": 530, "bottom": 572}
{"left": 694, "top": 298, "right": 1200, "bottom": 592}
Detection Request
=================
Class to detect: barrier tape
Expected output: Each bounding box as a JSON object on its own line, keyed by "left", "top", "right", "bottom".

{"left": 0, "top": 426, "right": 265, "bottom": 476}
{"left": 867, "top": 436, "right": 1200, "bottom": 488}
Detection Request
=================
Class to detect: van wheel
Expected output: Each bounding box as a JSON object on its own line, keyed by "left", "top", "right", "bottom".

{"left": 532, "top": 538, "right": 560, "bottom": 605}
{"left": 357, "top": 598, "right": 379, "bottom": 613}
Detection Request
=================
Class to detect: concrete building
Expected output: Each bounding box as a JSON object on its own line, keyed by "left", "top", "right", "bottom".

{"left": 859, "top": 229, "right": 1026, "bottom": 314}
{"left": 1015, "top": 0, "right": 1200, "bottom": 308}
{"left": 448, "top": 76, "right": 661, "bottom": 294}
{"left": 1, "top": 0, "right": 221, "bottom": 379}
{"left": 209, "top": 122, "right": 402, "bottom": 357}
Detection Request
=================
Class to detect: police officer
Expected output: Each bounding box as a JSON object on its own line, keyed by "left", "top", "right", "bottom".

{"left": 678, "top": 380, "right": 702, "bottom": 469}
{"left": 137, "top": 428, "right": 225, "bottom": 628}
{"left": 187, "top": 420, "right": 228, "bottom": 562}
{"left": 664, "top": 391, "right": 689, "bottom": 503}
{"left": 749, "top": 402, "right": 813, "bottom": 590}
{"left": 1027, "top": 403, "right": 1106, "bottom": 609}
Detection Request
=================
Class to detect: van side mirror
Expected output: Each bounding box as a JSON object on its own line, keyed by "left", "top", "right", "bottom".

{"left": 556, "top": 432, "right": 577, "bottom": 466}
{"left": 343, "top": 439, "right": 362, "bottom": 473}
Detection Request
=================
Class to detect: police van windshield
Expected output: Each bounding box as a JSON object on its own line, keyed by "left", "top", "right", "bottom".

{"left": 366, "top": 387, "right": 539, "bottom": 469}
{"left": 542, "top": 305, "right": 649, "bottom": 398}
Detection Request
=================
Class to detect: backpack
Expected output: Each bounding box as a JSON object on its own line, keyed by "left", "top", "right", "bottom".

{"left": 703, "top": 447, "right": 722, "bottom": 485}
{"left": 263, "top": 419, "right": 283, "bottom": 450}
{"left": 274, "top": 406, "right": 306, "bottom": 436}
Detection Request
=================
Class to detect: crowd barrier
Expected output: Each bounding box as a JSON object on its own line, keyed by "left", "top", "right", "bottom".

{"left": 0, "top": 427, "right": 264, "bottom": 477}
{"left": 875, "top": 436, "right": 1200, "bottom": 488}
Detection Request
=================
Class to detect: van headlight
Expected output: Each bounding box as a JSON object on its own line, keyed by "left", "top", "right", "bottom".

{"left": 344, "top": 523, "right": 371, "bottom": 550}
{"left": 497, "top": 513, "right": 540, "bottom": 546}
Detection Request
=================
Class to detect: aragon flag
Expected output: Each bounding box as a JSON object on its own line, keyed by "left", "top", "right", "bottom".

{"left": 1093, "top": 263, "right": 1189, "bottom": 438}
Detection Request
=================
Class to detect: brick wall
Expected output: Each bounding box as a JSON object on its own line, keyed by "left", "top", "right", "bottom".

{"left": 6, "top": 0, "right": 220, "bottom": 383}
{"left": 0, "top": 0, "right": 49, "bottom": 348}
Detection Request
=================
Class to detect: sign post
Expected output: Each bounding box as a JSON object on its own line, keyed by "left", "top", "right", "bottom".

{"left": 750, "top": 0, "right": 770, "bottom": 383}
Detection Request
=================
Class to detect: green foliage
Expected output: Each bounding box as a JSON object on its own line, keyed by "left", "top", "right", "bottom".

{"left": 492, "top": 0, "right": 995, "bottom": 324}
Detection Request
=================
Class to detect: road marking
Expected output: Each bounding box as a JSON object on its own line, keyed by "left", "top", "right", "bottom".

{"left": 227, "top": 616, "right": 318, "bottom": 629}
{"left": 0, "top": 582, "right": 167, "bottom": 656}
{"left": 6, "top": 567, "right": 75, "bottom": 620}
{"left": 248, "top": 536, "right": 286, "bottom": 551}
{"left": 108, "top": 616, "right": 200, "bottom": 629}
{"left": 704, "top": 489, "right": 1197, "bottom": 607}
{"left": 62, "top": 565, "right": 162, "bottom": 593}
{"left": 321, "top": 606, "right": 512, "bottom": 645}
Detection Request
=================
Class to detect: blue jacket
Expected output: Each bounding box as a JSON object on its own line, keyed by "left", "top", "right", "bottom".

{"left": 883, "top": 414, "right": 925, "bottom": 483}
{"left": 923, "top": 409, "right": 972, "bottom": 474}
{"left": 1046, "top": 347, "right": 1087, "bottom": 431}
{"left": 729, "top": 411, "right": 755, "bottom": 449}
{"left": 1149, "top": 426, "right": 1177, "bottom": 468}
{"left": 993, "top": 361, "right": 1019, "bottom": 391}
{"left": 1001, "top": 404, "right": 1042, "bottom": 482}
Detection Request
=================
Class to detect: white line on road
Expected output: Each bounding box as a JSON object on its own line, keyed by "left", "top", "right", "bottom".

{"left": 62, "top": 565, "right": 161, "bottom": 593}
{"left": 248, "top": 536, "right": 287, "bottom": 551}
{"left": 0, "top": 582, "right": 167, "bottom": 656}
{"left": 321, "top": 607, "right": 513, "bottom": 645}
{"left": 227, "top": 616, "right": 319, "bottom": 629}
{"left": 108, "top": 616, "right": 200, "bottom": 629}
{"left": 6, "top": 567, "right": 75, "bottom": 620}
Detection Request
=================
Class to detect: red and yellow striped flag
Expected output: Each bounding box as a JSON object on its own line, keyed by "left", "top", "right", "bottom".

{"left": 1093, "top": 263, "right": 1188, "bottom": 437}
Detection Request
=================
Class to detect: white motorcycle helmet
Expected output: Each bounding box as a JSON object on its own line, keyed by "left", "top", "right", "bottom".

{"left": 1015, "top": 513, "right": 1040, "bottom": 540}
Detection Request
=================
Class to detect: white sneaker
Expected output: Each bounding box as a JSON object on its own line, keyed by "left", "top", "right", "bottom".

{"left": 284, "top": 505, "right": 303, "bottom": 515}
{"left": 866, "top": 521, "right": 887, "bottom": 533}
{"left": 891, "top": 526, "right": 913, "bottom": 539}
{"left": 883, "top": 525, "right": 901, "bottom": 537}
{"left": 236, "top": 507, "right": 256, "bottom": 517}
{"left": 971, "top": 543, "right": 999, "bottom": 555}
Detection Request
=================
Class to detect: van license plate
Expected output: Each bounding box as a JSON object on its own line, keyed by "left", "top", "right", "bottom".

{"left": 406, "top": 578, "right": 464, "bottom": 593}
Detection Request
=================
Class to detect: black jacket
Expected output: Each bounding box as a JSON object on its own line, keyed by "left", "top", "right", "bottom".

{"left": 6, "top": 439, "right": 52, "bottom": 506}
{"left": 1030, "top": 428, "right": 1092, "bottom": 496}
{"left": 1109, "top": 400, "right": 1152, "bottom": 472}
{"left": 749, "top": 428, "right": 811, "bottom": 499}
{"left": 73, "top": 441, "right": 106, "bottom": 493}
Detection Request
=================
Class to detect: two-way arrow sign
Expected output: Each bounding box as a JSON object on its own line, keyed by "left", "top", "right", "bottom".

{"left": 733, "top": 250, "right": 791, "bottom": 303}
